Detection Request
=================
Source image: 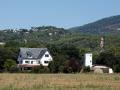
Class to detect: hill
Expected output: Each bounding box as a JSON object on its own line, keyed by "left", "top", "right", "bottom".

{"left": 69, "top": 15, "right": 120, "bottom": 34}
{"left": 0, "top": 26, "right": 68, "bottom": 42}
{"left": 0, "top": 24, "right": 120, "bottom": 50}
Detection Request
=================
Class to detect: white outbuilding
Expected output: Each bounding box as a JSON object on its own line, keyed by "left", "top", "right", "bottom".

{"left": 84, "top": 53, "right": 92, "bottom": 68}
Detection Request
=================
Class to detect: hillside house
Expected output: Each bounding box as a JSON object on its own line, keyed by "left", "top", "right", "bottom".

{"left": 17, "top": 48, "right": 53, "bottom": 70}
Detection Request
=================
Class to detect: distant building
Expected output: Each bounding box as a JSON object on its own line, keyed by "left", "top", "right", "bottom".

{"left": 49, "top": 33, "right": 52, "bottom": 36}
{"left": 0, "top": 42, "right": 6, "bottom": 46}
{"left": 17, "top": 48, "right": 53, "bottom": 70}
{"left": 31, "top": 27, "right": 39, "bottom": 31}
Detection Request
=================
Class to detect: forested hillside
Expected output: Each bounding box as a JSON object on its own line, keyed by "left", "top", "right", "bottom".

{"left": 69, "top": 15, "right": 120, "bottom": 34}
{"left": 0, "top": 26, "right": 120, "bottom": 49}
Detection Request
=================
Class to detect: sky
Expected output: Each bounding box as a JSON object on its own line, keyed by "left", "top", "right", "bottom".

{"left": 0, "top": 0, "right": 120, "bottom": 29}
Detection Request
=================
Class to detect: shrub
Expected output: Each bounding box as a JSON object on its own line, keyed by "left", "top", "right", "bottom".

{"left": 9, "top": 66, "right": 20, "bottom": 73}
{"left": 58, "top": 66, "right": 64, "bottom": 73}
{"left": 31, "top": 66, "right": 40, "bottom": 73}
{"left": 67, "top": 67, "right": 73, "bottom": 73}
{"left": 83, "top": 66, "right": 90, "bottom": 72}
{"left": 31, "top": 65, "right": 50, "bottom": 73}
{"left": 4, "top": 59, "right": 16, "bottom": 71}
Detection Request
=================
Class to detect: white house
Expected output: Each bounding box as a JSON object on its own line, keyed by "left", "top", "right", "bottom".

{"left": 84, "top": 53, "right": 92, "bottom": 68}
{"left": 17, "top": 48, "right": 53, "bottom": 70}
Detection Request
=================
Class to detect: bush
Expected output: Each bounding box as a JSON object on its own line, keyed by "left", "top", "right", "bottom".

{"left": 113, "top": 65, "right": 120, "bottom": 73}
{"left": 4, "top": 59, "right": 16, "bottom": 71}
{"left": 83, "top": 66, "right": 90, "bottom": 72}
{"left": 58, "top": 66, "right": 64, "bottom": 73}
{"left": 31, "top": 66, "right": 39, "bottom": 73}
{"left": 67, "top": 67, "right": 73, "bottom": 73}
{"left": 31, "top": 65, "right": 50, "bottom": 73}
{"left": 9, "top": 66, "right": 20, "bottom": 73}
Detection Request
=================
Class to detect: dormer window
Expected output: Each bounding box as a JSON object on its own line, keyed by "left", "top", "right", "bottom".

{"left": 26, "top": 51, "right": 33, "bottom": 58}
{"left": 28, "top": 55, "right": 32, "bottom": 58}
{"left": 45, "top": 54, "right": 49, "bottom": 57}
{"left": 19, "top": 54, "right": 22, "bottom": 57}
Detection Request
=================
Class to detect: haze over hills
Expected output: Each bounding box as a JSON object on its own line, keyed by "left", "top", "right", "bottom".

{"left": 68, "top": 15, "right": 120, "bottom": 34}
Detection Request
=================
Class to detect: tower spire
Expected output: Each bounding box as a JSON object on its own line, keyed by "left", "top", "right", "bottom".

{"left": 100, "top": 33, "right": 105, "bottom": 52}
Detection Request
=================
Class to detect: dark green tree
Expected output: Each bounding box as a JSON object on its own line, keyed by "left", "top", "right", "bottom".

{"left": 4, "top": 59, "right": 16, "bottom": 71}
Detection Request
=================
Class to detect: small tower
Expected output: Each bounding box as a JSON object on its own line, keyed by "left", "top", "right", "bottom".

{"left": 24, "top": 39, "right": 27, "bottom": 45}
{"left": 100, "top": 34, "right": 105, "bottom": 52}
{"left": 84, "top": 53, "right": 92, "bottom": 68}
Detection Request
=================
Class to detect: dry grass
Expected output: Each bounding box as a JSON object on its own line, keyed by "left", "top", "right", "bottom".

{"left": 0, "top": 73, "right": 120, "bottom": 90}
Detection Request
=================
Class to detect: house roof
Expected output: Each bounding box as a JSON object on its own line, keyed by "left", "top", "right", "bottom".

{"left": 20, "top": 48, "right": 47, "bottom": 59}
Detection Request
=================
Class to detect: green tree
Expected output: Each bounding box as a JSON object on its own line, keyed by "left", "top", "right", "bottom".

{"left": 48, "top": 54, "right": 68, "bottom": 73}
{"left": 95, "top": 50, "right": 120, "bottom": 72}
{"left": 4, "top": 59, "right": 16, "bottom": 71}
{"left": 31, "top": 64, "right": 50, "bottom": 73}
{"left": 96, "top": 51, "right": 115, "bottom": 67}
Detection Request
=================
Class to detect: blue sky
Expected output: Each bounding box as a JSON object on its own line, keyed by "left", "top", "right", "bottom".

{"left": 0, "top": 0, "right": 120, "bottom": 29}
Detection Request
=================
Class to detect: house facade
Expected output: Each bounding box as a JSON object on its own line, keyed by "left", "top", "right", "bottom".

{"left": 17, "top": 48, "right": 53, "bottom": 70}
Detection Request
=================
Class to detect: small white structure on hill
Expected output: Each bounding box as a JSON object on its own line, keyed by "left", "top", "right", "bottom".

{"left": 0, "top": 42, "right": 6, "bottom": 46}
{"left": 84, "top": 53, "right": 92, "bottom": 68}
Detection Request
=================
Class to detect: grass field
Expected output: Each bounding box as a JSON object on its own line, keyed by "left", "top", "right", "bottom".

{"left": 0, "top": 73, "right": 120, "bottom": 90}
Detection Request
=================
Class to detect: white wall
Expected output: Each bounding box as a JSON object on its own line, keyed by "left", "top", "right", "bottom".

{"left": 84, "top": 53, "right": 92, "bottom": 68}
{"left": 22, "top": 59, "right": 39, "bottom": 65}
{"left": 109, "top": 68, "right": 114, "bottom": 74}
{"left": 40, "top": 51, "right": 53, "bottom": 66}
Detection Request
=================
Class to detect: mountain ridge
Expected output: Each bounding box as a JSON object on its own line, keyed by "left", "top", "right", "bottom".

{"left": 68, "top": 15, "right": 120, "bottom": 34}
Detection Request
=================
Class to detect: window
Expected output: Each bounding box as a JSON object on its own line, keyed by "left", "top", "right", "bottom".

{"left": 26, "top": 51, "right": 32, "bottom": 58}
{"left": 19, "top": 54, "right": 22, "bottom": 57}
{"left": 20, "top": 61, "right": 22, "bottom": 64}
{"left": 31, "top": 61, "right": 33, "bottom": 64}
{"left": 45, "top": 54, "right": 49, "bottom": 57}
{"left": 27, "top": 55, "right": 32, "bottom": 58}
{"left": 38, "top": 61, "right": 40, "bottom": 64}
{"left": 25, "top": 61, "right": 29, "bottom": 64}
{"left": 44, "top": 61, "right": 49, "bottom": 64}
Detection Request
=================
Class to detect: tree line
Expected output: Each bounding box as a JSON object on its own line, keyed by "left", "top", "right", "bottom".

{"left": 0, "top": 44, "right": 120, "bottom": 73}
